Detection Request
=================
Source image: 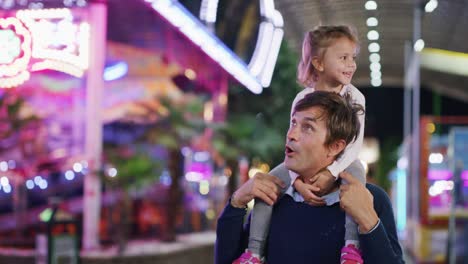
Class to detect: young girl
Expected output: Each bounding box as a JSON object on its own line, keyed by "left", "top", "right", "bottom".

{"left": 233, "top": 25, "right": 366, "bottom": 264}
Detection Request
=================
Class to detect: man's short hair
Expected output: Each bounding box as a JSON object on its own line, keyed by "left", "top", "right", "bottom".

{"left": 293, "top": 91, "right": 364, "bottom": 157}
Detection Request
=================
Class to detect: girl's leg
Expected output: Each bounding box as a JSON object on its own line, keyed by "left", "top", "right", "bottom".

{"left": 339, "top": 160, "right": 366, "bottom": 264}
{"left": 248, "top": 163, "right": 291, "bottom": 256}
{"left": 342, "top": 160, "right": 366, "bottom": 243}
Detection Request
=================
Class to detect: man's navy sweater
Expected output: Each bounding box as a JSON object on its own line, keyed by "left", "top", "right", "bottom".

{"left": 215, "top": 184, "right": 404, "bottom": 264}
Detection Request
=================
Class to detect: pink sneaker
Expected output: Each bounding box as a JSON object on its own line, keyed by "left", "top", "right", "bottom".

{"left": 340, "top": 244, "right": 363, "bottom": 264}
{"left": 232, "top": 250, "right": 264, "bottom": 264}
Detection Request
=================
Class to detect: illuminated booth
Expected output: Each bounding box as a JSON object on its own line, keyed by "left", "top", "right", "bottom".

{"left": 0, "top": 1, "right": 105, "bottom": 249}
{"left": 393, "top": 116, "right": 468, "bottom": 263}
{"left": 0, "top": 0, "right": 284, "bottom": 249}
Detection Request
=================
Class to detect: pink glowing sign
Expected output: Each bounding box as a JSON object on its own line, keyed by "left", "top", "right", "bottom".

{"left": 428, "top": 169, "right": 468, "bottom": 181}
{"left": 0, "top": 17, "right": 32, "bottom": 88}
{"left": 0, "top": 8, "right": 90, "bottom": 88}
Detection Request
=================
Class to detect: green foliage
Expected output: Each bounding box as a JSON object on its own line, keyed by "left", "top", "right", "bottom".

{"left": 146, "top": 96, "right": 206, "bottom": 150}
{"left": 102, "top": 94, "right": 206, "bottom": 191}
{"left": 102, "top": 146, "right": 162, "bottom": 191}
{"left": 0, "top": 91, "right": 39, "bottom": 141}
{"left": 211, "top": 113, "right": 283, "bottom": 162}
{"left": 375, "top": 137, "right": 399, "bottom": 191}
{"left": 221, "top": 41, "right": 303, "bottom": 165}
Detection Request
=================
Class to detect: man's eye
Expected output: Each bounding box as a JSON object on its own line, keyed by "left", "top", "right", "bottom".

{"left": 303, "top": 125, "right": 313, "bottom": 131}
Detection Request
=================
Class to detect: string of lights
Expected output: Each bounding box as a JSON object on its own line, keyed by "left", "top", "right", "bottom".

{"left": 0, "top": 0, "right": 87, "bottom": 10}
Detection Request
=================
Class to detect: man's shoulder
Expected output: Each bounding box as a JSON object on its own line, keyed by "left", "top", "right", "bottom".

{"left": 366, "top": 183, "right": 393, "bottom": 212}
{"left": 366, "top": 183, "right": 387, "bottom": 198}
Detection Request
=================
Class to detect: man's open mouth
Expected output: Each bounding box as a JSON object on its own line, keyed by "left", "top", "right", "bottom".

{"left": 285, "top": 145, "right": 295, "bottom": 155}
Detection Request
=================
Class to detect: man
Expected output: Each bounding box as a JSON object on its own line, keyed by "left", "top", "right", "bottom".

{"left": 215, "top": 91, "right": 404, "bottom": 263}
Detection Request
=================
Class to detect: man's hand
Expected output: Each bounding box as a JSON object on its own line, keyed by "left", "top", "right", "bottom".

{"left": 293, "top": 177, "right": 325, "bottom": 206}
{"left": 339, "top": 171, "right": 379, "bottom": 233}
{"left": 231, "top": 172, "right": 286, "bottom": 208}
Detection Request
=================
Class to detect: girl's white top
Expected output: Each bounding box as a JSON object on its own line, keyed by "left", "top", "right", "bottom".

{"left": 290, "top": 84, "right": 366, "bottom": 178}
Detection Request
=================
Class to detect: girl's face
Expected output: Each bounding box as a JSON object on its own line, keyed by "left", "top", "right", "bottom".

{"left": 314, "top": 37, "right": 358, "bottom": 87}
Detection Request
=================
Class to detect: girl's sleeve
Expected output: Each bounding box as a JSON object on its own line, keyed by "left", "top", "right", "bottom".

{"left": 326, "top": 90, "right": 366, "bottom": 178}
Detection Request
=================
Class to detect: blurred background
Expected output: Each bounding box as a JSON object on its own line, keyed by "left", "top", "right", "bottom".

{"left": 0, "top": 0, "right": 467, "bottom": 263}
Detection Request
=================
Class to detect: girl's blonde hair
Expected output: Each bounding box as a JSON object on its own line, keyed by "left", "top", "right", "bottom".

{"left": 297, "top": 25, "right": 359, "bottom": 87}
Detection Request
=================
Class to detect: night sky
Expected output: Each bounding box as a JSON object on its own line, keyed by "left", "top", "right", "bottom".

{"left": 360, "top": 86, "right": 467, "bottom": 143}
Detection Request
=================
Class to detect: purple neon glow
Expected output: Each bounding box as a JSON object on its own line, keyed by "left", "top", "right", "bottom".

{"left": 428, "top": 169, "right": 468, "bottom": 180}
{"left": 185, "top": 162, "right": 212, "bottom": 182}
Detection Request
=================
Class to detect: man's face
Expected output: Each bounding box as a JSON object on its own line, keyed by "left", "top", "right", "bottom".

{"left": 284, "top": 106, "right": 333, "bottom": 178}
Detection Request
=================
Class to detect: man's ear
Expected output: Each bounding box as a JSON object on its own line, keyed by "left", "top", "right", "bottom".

{"left": 311, "top": 56, "right": 324, "bottom": 72}
{"left": 327, "top": 139, "right": 346, "bottom": 158}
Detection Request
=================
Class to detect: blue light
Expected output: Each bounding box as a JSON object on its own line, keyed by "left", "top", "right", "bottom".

{"left": 396, "top": 169, "right": 407, "bottom": 232}
{"left": 34, "top": 176, "right": 43, "bottom": 185}
{"left": 108, "top": 168, "right": 117, "bottom": 177}
{"left": 65, "top": 170, "right": 75, "bottom": 181}
{"left": 160, "top": 170, "right": 172, "bottom": 186}
{"left": 73, "top": 162, "right": 83, "bottom": 173}
{"left": 0, "top": 161, "right": 7, "bottom": 172}
{"left": 39, "top": 180, "right": 48, "bottom": 190}
{"left": 3, "top": 184, "right": 11, "bottom": 193}
{"left": 7, "top": 160, "right": 15, "bottom": 169}
{"left": 103, "top": 62, "right": 128, "bottom": 81}
{"left": 26, "top": 180, "right": 35, "bottom": 190}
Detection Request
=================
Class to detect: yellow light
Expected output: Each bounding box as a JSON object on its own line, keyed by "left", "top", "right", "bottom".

{"left": 199, "top": 180, "right": 210, "bottom": 195}
{"left": 426, "top": 122, "right": 436, "bottom": 134}
{"left": 204, "top": 101, "right": 213, "bottom": 122}
{"left": 205, "top": 209, "right": 215, "bottom": 220}
{"left": 218, "top": 93, "right": 227, "bottom": 106}
{"left": 247, "top": 200, "right": 254, "bottom": 210}
{"left": 259, "top": 163, "right": 270, "bottom": 173}
{"left": 421, "top": 48, "right": 468, "bottom": 77}
{"left": 184, "top": 68, "right": 196, "bottom": 80}
{"left": 248, "top": 168, "right": 262, "bottom": 178}
{"left": 358, "top": 138, "right": 380, "bottom": 164}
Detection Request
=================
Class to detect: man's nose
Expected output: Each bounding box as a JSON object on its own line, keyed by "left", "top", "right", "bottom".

{"left": 287, "top": 126, "right": 298, "bottom": 141}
